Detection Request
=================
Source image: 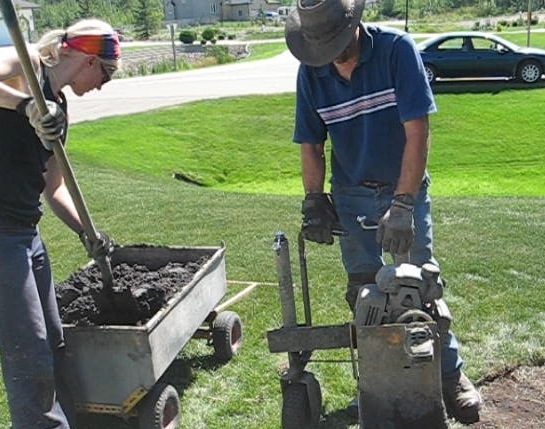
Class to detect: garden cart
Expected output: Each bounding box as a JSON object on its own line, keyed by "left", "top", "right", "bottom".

{"left": 61, "top": 244, "right": 250, "bottom": 429}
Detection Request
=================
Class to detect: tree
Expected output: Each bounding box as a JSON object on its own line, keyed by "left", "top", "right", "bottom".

{"left": 133, "top": 0, "right": 163, "bottom": 40}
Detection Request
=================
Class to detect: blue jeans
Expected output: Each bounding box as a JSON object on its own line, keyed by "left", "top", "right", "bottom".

{"left": 0, "top": 225, "right": 71, "bottom": 429}
{"left": 331, "top": 179, "right": 463, "bottom": 378}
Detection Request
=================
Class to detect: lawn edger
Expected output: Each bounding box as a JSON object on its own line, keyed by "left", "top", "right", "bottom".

{"left": 267, "top": 225, "right": 450, "bottom": 429}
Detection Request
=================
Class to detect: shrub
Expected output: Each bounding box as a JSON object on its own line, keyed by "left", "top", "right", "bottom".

{"left": 201, "top": 27, "right": 217, "bottom": 41}
{"left": 179, "top": 29, "right": 197, "bottom": 44}
{"left": 205, "top": 46, "right": 233, "bottom": 65}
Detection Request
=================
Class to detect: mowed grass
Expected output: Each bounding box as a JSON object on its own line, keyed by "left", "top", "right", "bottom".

{"left": 0, "top": 88, "right": 543, "bottom": 428}
{"left": 66, "top": 89, "right": 545, "bottom": 197}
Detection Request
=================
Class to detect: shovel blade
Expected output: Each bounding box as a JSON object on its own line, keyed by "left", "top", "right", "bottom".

{"left": 92, "top": 255, "right": 141, "bottom": 325}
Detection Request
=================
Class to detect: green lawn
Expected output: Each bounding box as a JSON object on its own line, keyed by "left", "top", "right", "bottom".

{"left": 0, "top": 83, "right": 544, "bottom": 428}
{"left": 67, "top": 88, "right": 545, "bottom": 197}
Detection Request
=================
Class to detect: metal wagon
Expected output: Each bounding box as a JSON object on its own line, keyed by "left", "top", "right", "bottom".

{"left": 61, "top": 244, "right": 245, "bottom": 429}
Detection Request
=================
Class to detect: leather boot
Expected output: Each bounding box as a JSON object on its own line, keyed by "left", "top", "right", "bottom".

{"left": 442, "top": 371, "right": 482, "bottom": 424}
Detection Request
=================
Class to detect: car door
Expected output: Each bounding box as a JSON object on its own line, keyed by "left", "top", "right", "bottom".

{"left": 470, "top": 36, "right": 514, "bottom": 78}
{"left": 433, "top": 36, "right": 477, "bottom": 78}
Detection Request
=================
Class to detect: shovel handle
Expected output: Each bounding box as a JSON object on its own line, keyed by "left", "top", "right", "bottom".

{"left": 1, "top": 0, "right": 113, "bottom": 286}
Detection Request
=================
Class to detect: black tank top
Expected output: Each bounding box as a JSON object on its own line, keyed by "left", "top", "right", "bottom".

{"left": 0, "top": 63, "right": 68, "bottom": 225}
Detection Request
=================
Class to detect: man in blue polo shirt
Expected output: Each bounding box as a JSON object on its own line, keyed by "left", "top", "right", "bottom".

{"left": 285, "top": 0, "right": 482, "bottom": 424}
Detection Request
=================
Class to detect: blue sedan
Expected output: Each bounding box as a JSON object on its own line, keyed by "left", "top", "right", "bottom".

{"left": 417, "top": 31, "right": 545, "bottom": 84}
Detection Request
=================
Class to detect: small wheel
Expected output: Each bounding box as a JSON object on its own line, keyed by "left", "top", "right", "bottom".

{"left": 517, "top": 60, "right": 542, "bottom": 83}
{"left": 281, "top": 383, "right": 319, "bottom": 429}
{"left": 396, "top": 309, "right": 433, "bottom": 323}
{"left": 424, "top": 63, "right": 438, "bottom": 83}
{"left": 138, "top": 383, "right": 180, "bottom": 429}
{"left": 212, "top": 311, "right": 243, "bottom": 362}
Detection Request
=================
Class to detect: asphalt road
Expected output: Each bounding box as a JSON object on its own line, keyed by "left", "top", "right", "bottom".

{"left": 66, "top": 49, "right": 300, "bottom": 123}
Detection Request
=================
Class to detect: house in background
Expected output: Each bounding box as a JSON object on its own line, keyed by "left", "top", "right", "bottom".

{"left": 221, "top": 0, "right": 251, "bottom": 22}
{"left": 0, "top": 0, "right": 39, "bottom": 45}
{"left": 164, "top": 0, "right": 283, "bottom": 25}
{"left": 164, "top": 0, "right": 221, "bottom": 25}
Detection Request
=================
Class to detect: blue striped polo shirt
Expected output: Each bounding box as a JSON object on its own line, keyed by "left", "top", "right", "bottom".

{"left": 293, "top": 24, "right": 437, "bottom": 186}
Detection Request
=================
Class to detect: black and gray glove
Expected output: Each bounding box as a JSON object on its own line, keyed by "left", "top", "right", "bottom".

{"left": 17, "top": 97, "right": 66, "bottom": 150}
{"left": 78, "top": 230, "right": 115, "bottom": 261}
{"left": 377, "top": 194, "right": 415, "bottom": 255}
{"left": 301, "top": 193, "right": 338, "bottom": 245}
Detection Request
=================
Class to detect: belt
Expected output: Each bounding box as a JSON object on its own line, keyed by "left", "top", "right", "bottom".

{"left": 359, "top": 180, "right": 390, "bottom": 189}
{"left": 0, "top": 214, "right": 39, "bottom": 228}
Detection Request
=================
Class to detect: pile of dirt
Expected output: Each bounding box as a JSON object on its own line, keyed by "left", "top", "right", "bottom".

{"left": 470, "top": 365, "right": 545, "bottom": 428}
{"left": 55, "top": 257, "right": 209, "bottom": 326}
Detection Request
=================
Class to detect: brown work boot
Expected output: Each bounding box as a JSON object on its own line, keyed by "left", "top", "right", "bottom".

{"left": 442, "top": 371, "right": 482, "bottom": 424}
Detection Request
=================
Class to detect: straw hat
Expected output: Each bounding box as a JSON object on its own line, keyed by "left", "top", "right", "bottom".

{"left": 285, "top": 0, "right": 366, "bottom": 67}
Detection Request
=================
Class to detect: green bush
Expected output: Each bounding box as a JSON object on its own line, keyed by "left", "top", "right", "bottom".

{"left": 179, "top": 29, "right": 197, "bottom": 44}
{"left": 205, "top": 46, "right": 233, "bottom": 64}
{"left": 201, "top": 27, "right": 217, "bottom": 41}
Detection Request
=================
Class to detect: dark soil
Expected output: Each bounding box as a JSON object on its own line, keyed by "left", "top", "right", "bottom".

{"left": 55, "top": 257, "right": 209, "bottom": 326}
{"left": 469, "top": 365, "right": 545, "bottom": 429}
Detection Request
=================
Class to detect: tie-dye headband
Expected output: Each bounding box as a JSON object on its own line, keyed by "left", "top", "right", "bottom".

{"left": 62, "top": 33, "right": 121, "bottom": 60}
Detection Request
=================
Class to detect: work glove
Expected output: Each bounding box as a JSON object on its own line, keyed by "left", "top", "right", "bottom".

{"left": 17, "top": 98, "right": 66, "bottom": 150}
{"left": 377, "top": 194, "right": 415, "bottom": 255}
{"left": 301, "top": 193, "right": 338, "bottom": 245}
{"left": 78, "top": 230, "right": 115, "bottom": 261}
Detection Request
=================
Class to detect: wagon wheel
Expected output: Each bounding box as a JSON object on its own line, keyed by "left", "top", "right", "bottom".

{"left": 281, "top": 382, "right": 321, "bottom": 429}
{"left": 138, "top": 383, "right": 180, "bottom": 429}
{"left": 212, "top": 310, "right": 243, "bottom": 363}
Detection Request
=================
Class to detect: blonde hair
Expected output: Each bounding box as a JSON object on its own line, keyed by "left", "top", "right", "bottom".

{"left": 36, "top": 18, "right": 120, "bottom": 71}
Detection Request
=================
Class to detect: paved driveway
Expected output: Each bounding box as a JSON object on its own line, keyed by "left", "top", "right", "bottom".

{"left": 67, "top": 49, "right": 300, "bottom": 123}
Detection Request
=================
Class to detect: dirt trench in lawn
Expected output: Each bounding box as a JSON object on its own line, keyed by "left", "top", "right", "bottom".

{"left": 467, "top": 365, "right": 545, "bottom": 429}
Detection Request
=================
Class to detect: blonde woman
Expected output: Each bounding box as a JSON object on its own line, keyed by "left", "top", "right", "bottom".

{"left": 0, "top": 18, "right": 120, "bottom": 428}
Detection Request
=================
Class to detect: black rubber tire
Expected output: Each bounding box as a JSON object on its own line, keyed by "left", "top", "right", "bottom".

{"left": 424, "top": 63, "right": 438, "bottom": 83}
{"left": 281, "top": 383, "right": 314, "bottom": 429}
{"left": 138, "top": 383, "right": 180, "bottom": 429}
{"left": 212, "top": 311, "right": 243, "bottom": 363}
{"left": 517, "top": 59, "right": 542, "bottom": 83}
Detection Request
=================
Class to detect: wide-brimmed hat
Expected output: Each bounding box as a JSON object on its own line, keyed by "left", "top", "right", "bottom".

{"left": 285, "top": 0, "right": 365, "bottom": 67}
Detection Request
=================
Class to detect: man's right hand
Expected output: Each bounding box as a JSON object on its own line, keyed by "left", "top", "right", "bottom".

{"left": 21, "top": 98, "right": 66, "bottom": 150}
{"left": 301, "top": 193, "right": 338, "bottom": 245}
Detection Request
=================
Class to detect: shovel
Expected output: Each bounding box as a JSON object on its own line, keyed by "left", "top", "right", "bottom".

{"left": 0, "top": 0, "right": 139, "bottom": 322}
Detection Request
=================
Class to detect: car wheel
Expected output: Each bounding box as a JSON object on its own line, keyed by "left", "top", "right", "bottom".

{"left": 424, "top": 63, "right": 437, "bottom": 83}
{"left": 517, "top": 60, "right": 542, "bottom": 83}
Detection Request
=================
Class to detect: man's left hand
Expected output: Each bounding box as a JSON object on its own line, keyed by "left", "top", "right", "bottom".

{"left": 377, "top": 194, "right": 415, "bottom": 255}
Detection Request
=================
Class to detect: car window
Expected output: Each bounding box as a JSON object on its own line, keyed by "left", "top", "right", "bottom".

{"left": 472, "top": 38, "right": 495, "bottom": 51}
{"left": 436, "top": 38, "right": 464, "bottom": 51}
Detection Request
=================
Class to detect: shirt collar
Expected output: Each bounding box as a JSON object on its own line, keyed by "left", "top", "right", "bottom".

{"left": 358, "top": 23, "right": 375, "bottom": 65}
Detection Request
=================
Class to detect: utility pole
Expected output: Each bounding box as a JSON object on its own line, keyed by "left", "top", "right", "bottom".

{"left": 526, "top": 0, "right": 532, "bottom": 46}
{"left": 404, "top": 0, "right": 409, "bottom": 32}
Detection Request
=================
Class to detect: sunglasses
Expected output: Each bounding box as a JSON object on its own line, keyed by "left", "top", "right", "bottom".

{"left": 99, "top": 61, "right": 115, "bottom": 84}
